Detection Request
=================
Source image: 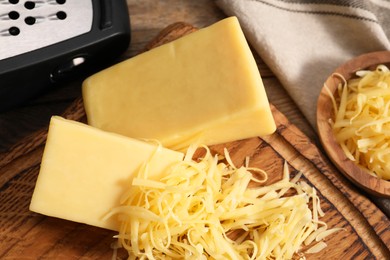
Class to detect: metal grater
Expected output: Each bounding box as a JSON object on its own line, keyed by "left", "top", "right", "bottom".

{"left": 0, "top": 0, "right": 130, "bottom": 111}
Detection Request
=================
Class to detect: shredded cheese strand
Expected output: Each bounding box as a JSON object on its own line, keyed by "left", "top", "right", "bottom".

{"left": 108, "top": 146, "right": 342, "bottom": 259}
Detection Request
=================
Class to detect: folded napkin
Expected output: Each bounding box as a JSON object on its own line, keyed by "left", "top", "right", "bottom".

{"left": 216, "top": 0, "right": 390, "bottom": 216}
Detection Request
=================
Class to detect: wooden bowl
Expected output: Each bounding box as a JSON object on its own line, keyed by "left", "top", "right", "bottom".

{"left": 317, "top": 51, "right": 390, "bottom": 197}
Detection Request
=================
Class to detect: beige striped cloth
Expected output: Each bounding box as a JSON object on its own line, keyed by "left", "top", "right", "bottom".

{"left": 216, "top": 0, "right": 390, "bottom": 216}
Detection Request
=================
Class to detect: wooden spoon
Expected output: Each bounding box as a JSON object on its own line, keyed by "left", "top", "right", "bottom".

{"left": 317, "top": 51, "right": 390, "bottom": 198}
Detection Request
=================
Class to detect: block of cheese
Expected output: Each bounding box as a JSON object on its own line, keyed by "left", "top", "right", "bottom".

{"left": 29, "top": 116, "right": 183, "bottom": 231}
{"left": 82, "top": 16, "right": 276, "bottom": 150}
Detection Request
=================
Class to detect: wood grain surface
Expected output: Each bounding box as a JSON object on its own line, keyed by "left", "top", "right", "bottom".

{"left": 317, "top": 51, "right": 390, "bottom": 198}
{"left": 1, "top": 22, "right": 390, "bottom": 260}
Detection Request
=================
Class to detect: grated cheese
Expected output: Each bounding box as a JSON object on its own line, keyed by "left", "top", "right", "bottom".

{"left": 328, "top": 65, "right": 390, "bottom": 180}
{"left": 106, "top": 145, "right": 341, "bottom": 259}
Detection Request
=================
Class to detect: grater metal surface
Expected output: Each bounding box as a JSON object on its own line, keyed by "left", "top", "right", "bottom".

{"left": 0, "top": 0, "right": 93, "bottom": 60}
{"left": 0, "top": 0, "right": 130, "bottom": 112}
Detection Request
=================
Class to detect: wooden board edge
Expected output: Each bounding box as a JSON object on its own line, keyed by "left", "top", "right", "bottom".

{"left": 268, "top": 105, "right": 390, "bottom": 253}
{"left": 0, "top": 21, "right": 389, "bottom": 257}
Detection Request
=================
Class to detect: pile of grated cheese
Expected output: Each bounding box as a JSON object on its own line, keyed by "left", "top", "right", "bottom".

{"left": 327, "top": 64, "right": 390, "bottom": 180}
{"left": 106, "top": 145, "right": 341, "bottom": 259}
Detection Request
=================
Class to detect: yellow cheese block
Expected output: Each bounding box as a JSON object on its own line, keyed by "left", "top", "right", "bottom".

{"left": 29, "top": 116, "right": 183, "bottom": 231}
{"left": 82, "top": 16, "right": 276, "bottom": 150}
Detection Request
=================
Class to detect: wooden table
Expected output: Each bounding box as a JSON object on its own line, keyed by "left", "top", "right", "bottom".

{"left": 2, "top": 0, "right": 390, "bottom": 215}
{"left": 1, "top": 1, "right": 390, "bottom": 258}
{"left": 1, "top": 0, "right": 389, "bottom": 254}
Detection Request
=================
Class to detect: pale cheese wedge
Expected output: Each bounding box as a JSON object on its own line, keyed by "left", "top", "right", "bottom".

{"left": 82, "top": 17, "right": 276, "bottom": 150}
{"left": 29, "top": 116, "right": 183, "bottom": 231}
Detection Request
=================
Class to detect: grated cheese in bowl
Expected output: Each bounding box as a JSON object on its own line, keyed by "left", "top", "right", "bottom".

{"left": 105, "top": 145, "right": 342, "bottom": 259}
{"left": 327, "top": 64, "right": 390, "bottom": 180}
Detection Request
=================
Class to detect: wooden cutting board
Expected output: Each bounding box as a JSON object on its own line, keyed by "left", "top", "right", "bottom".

{"left": 1, "top": 23, "right": 389, "bottom": 259}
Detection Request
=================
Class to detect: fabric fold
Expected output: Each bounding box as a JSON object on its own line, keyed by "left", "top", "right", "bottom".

{"left": 216, "top": 0, "right": 390, "bottom": 128}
